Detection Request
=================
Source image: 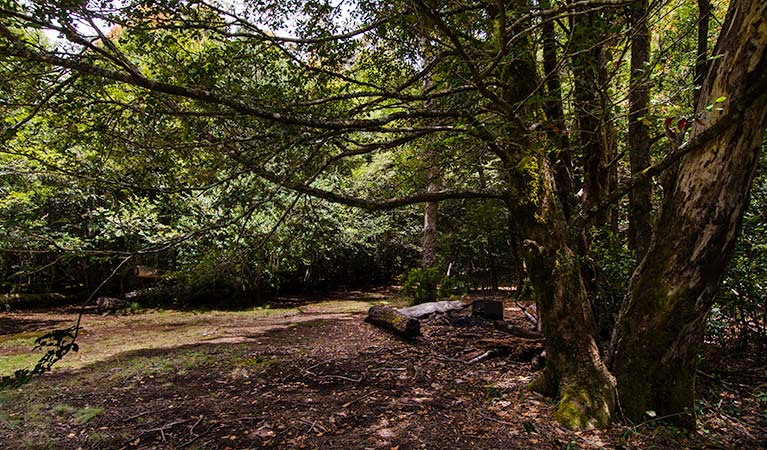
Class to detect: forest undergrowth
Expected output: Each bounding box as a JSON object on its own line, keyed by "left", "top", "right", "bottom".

{"left": 0, "top": 290, "right": 764, "bottom": 450}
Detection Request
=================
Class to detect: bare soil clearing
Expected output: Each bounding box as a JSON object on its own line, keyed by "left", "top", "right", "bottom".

{"left": 0, "top": 290, "right": 765, "bottom": 449}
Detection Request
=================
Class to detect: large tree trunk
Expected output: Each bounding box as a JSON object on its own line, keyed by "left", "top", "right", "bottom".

{"left": 495, "top": 6, "right": 615, "bottom": 429}
{"left": 609, "top": 0, "right": 767, "bottom": 428}
{"left": 516, "top": 159, "right": 615, "bottom": 430}
{"left": 627, "top": 0, "right": 653, "bottom": 261}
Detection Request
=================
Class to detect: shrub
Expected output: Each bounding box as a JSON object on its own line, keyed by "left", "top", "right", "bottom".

{"left": 401, "top": 267, "right": 466, "bottom": 304}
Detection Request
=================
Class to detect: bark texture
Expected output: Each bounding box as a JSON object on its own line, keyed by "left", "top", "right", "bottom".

{"left": 570, "top": 11, "right": 617, "bottom": 226}
{"left": 422, "top": 195, "right": 438, "bottom": 268}
{"left": 610, "top": 0, "right": 767, "bottom": 427}
{"left": 628, "top": 0, "right": 653, "bottom": 261}
{"left": 518, "top": 160, "right": 615, "bottom": 430}
{"left": 366, "top": 306, "right": 421, "bottom": 338}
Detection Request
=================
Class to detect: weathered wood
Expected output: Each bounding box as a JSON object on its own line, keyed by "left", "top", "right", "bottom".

{"left": 514, "top": 301, "right": 538, "bottom": 328}
{"left": 466, "top": 337, "right": 545, "bottom": 364}
{"left": 366, "top": 305, "right": 421, "bottom": 337}
{"left": 477, "top": 337, "right": 545, "bottom": 361}
{"left": 494, "top": 320, "right": 543, "bottom": 339}
{"left": 397, "top": 300, "right": 465, "bottom": 319}
{"left": 471, "top": 300, "right": 503, "bottom": 320}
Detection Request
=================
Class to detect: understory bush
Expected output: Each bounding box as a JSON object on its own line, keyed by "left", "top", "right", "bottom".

{"left": 401, "top": 267, "right": 466, "bottom": 304}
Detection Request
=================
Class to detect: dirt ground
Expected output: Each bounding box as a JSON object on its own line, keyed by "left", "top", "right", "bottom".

{"left": 0, "top": 290, "right": 765, "bottom": 449}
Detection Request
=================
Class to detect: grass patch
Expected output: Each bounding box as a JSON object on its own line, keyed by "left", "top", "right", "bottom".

{"left": 74, "top": 406, "right": 104, "bottom": 424}
{"left": 0, "top": 353, "right": 44, "bottom": 376}
{"left": 51, "top": 404, "right": 77, "bottom": 417}
{"left": 295, "top": 319, "right": 327, "bottom": 327}
{"left": 297, "top": 298, "right": 399, "bottom": 314}
{"left": 235, "top": 306, "right": 301, "bottom": 317}
{"left": 233, "top": 355, "right": 277, "bottom": 369}
{"left": 0, "top": 331, "right": 44, "bottom": 347}
{"left": 95, "top": 348, "right": 214, "bottom": 383}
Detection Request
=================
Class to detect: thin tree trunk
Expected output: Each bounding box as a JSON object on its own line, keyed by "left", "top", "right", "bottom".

{"left": 694, "top": 0, "right": 712, "bottom": 110}
{"left": 422, "top": 192, "right": 438, "bottom": 268}
{"left": 570, "top": 12, "right": 615, "bottom": 225}
{"left": 628, "top": 0, "right": 653, "bottom": 261}
{"left": 609, "top": 0, "right": 767, "bottom": 428}
{"left": 541, "top": 0, "right": 574, "bottom": 219}
{"left": 421, "top": 44, "right": 439, "bottom": 270}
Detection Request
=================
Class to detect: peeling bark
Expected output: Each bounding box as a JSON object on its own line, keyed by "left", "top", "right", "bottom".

{"left": 610, "top": 0, "right": 767, "bottom": 428}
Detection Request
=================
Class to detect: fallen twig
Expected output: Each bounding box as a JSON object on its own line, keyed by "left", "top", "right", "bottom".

{"left": 178, "top": 423, "right": 218, "bottom": 449}
{"left": 121, "top": 408, "right": 161, "bottom": 423}
{"left": 145, "top": 418, "right": 191, "bottom": 433}
{"left": 514, "top": 301, "right": 538, "bottom": 327}
{"left": 479, "top": 411, "right": 515, "bottom": 426}
{"left": 342, "top": 390, "right": 377, "bottom": 408}
{"left": 322, "top": 374, "right": 363, "bottom": 382}
{"left": 189, "top": 415, "right": 204, "bottom": 435}
{"left": 467, "top": 350, "right": 496, "bottom": 364}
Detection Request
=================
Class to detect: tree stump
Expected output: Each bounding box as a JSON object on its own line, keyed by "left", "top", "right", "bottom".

{"left": 472, "top": 299, "right": 504, "bottom": 320}
{"left": 366, "top": 305, "right": 421, "bottom": 338}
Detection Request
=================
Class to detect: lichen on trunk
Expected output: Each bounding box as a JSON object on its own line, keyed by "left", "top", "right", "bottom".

{"left": 609, "top": 0, "right": 767, "bottom": 428}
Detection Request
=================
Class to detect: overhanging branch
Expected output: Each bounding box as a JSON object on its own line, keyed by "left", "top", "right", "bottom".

{"left": 253, "top": 167, "right": 504, "bottom": 211}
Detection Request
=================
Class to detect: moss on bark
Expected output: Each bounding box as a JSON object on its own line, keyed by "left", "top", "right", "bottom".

{"left": 555, "top": 382, "right": 613, "bottom": 430}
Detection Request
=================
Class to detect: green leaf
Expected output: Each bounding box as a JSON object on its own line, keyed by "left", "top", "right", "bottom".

{"left": 522, "top": 421, "right": 537, "bottom": 434}
{"left": 715, "top": 96, "right": 727, "bottom": 103}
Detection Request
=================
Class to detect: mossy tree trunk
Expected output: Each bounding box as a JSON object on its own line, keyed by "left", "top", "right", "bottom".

{"left": 609, "top": 0, "right": 767, "bottom": 428}
{"left": 493, "top": 2, "right": 616, "bottom": 429}
{"left": 512, "top": 158, "right": 615, "bottom": 430}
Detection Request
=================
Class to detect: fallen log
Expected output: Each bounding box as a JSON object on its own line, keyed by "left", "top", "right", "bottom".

{"left": 397, "top": 300, "right": 465, "bottom": 318}
{"left": 366, "top": 305, "right": 421, "bottom": 337}
{"left": 493, "top": 320, "right": 544, "bottom": 339}
{"left": 133, "top": 265, "right": 166, "bottom": 279}
{"left": 514, "top": 300, "right": 539, "bottom": 329}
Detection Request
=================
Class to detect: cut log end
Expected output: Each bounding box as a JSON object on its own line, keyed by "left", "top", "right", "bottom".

{"left": 366, "top": 305, "right": 421, "bottom": 338}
